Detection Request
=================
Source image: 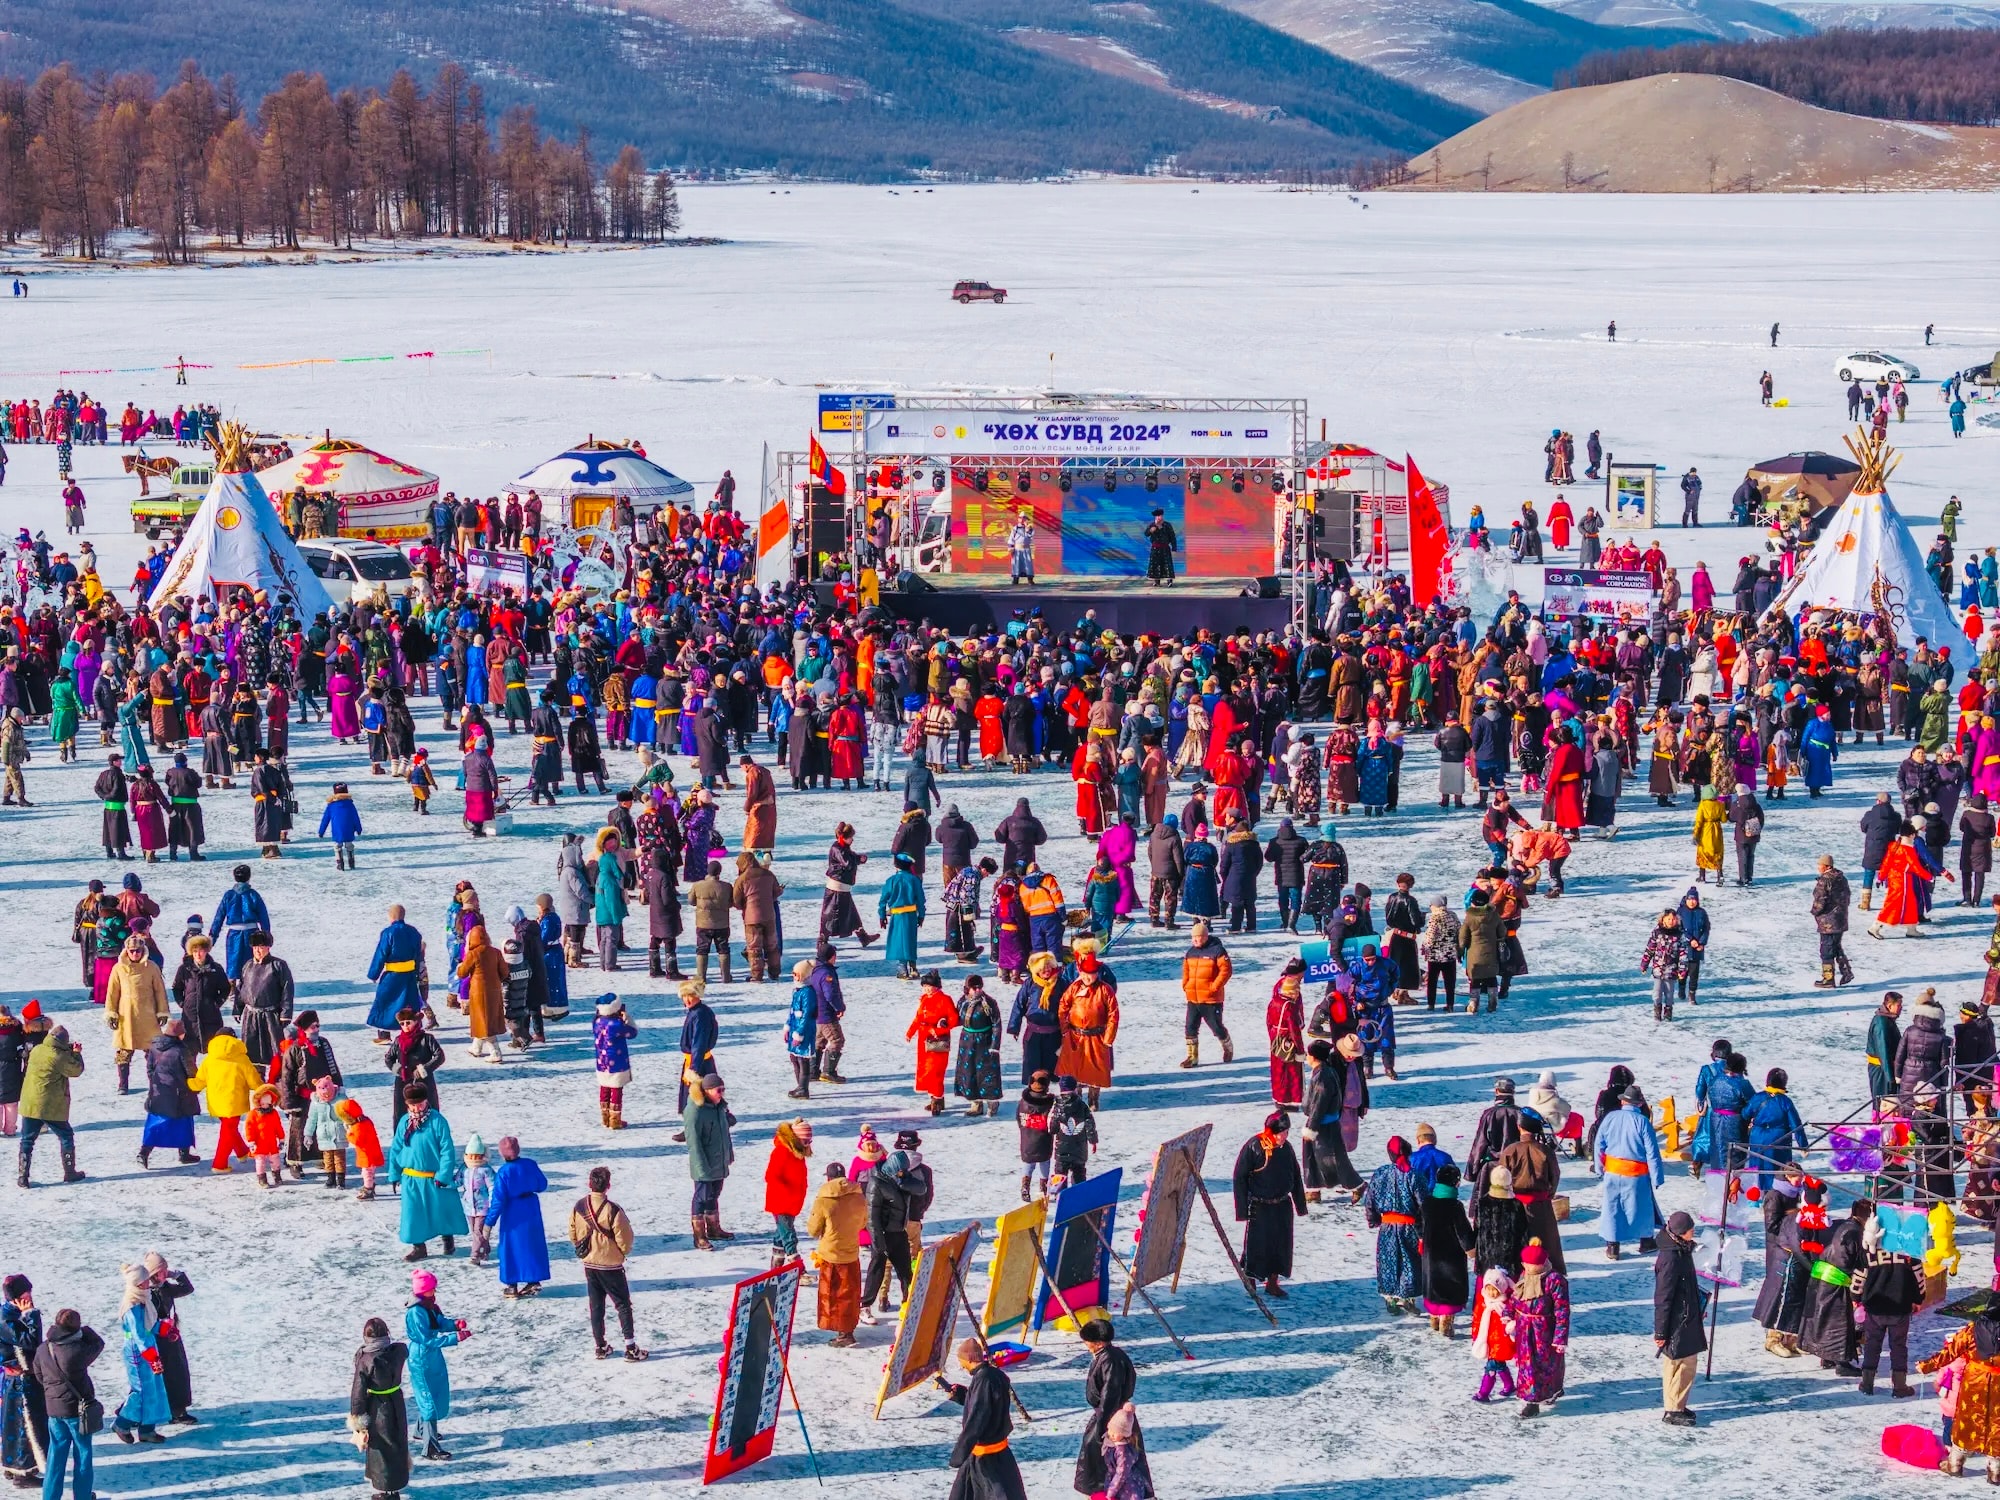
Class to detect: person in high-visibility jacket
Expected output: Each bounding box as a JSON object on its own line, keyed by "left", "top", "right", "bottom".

{"left": 1018, "top": 865, "right": 1066, "bottom": 956}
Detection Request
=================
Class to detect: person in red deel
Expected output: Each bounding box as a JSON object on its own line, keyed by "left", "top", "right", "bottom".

{"left": 906, "top": 970, "right": 960, "bottom": 1116}
{"left": 1547, "top": 493, "right": 1573, "bottom": 551}
{"left": 1541, "top": 727, "right": 1586, "bottom": 837}
{"left": 1869, "top": 827, "right": 1933, "bottom": 938}
{"left": 1073, "top": 742, "right": 1108, "bottom": 838}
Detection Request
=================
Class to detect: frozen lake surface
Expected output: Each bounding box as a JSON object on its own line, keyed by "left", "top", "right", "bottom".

{"left": 2, "top": 185, "right": 1996, "bottom": 1499}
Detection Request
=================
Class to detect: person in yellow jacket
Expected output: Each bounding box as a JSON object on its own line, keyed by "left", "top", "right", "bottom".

{"left": 1692, "top": 785, "right": 1726, "bottom": 883}
{"left": 104, "top": 935, "right": 169, "bottom": 1095}
{"left": 187, "top": 1029, "right": 265, "bottom": 1173}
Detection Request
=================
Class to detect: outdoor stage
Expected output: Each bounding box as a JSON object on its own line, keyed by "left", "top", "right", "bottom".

{"left": 825, "top": 575, "right": 1293, "bottom": 636}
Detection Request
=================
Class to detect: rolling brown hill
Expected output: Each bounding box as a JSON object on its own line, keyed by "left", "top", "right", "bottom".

{"left": 1398, "top": 71, "right": 2000, "bottom": 189}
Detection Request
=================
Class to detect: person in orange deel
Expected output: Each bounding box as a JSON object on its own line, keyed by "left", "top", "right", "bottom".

{"left": 341, "top": 1096, "right": 386, "bottom": 1200}
{"left": 1057, "top": 952, "right": 1119, "bottom": 1108}
{"left": 907, "top": 970, "right": 961, "bottom": 1117}
{"left": 245, "top": 1084, "right": 287, "bottom": 1188}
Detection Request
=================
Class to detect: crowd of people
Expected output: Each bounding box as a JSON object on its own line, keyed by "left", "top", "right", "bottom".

{"left": 3, "top": 458, "right": 2000, "bottom": 1497}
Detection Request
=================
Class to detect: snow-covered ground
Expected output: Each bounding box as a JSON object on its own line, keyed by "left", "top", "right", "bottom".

{"left": 4, "top": 186, "right": 1998, "bottom": 1500}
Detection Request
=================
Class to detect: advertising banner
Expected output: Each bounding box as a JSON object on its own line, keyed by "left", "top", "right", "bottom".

{"left": 1542, "top": 567, "right": 1657, "bottom": 622}
{"left": 464, "top": 547, "right": 533, "bottom": 596}
{"left": 864, "top": 408, "right": 1292, "bottom": 459}
{"left": 819, "top": 393, "right": 894, "bottom": 433}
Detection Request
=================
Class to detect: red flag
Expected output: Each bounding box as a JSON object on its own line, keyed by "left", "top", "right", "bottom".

{"left": 1405, "top": 453, "right": 1447, "bottom": 606}
{"left": 808, "top": 435, "right": 846, "bottom": 498}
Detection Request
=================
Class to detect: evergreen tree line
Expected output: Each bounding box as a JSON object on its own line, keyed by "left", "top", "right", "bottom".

{"left": 0, "top": 60, "right": 684, "bottom": 261}
{"left": 1561, "top": 30, "right": 2000, "bottom": 127}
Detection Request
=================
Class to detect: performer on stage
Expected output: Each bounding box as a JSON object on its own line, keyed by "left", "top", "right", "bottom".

{"left": 1145, "top": 509, "right": 1177, "bottom": 587}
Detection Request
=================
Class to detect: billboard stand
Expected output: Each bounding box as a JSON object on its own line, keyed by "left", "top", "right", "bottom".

{"left": 1193, "top": 1177, "right": 1280, "bottom": 1327}
{"left": 1087, "top": 1214, "right": 1193, "bottom": 1359}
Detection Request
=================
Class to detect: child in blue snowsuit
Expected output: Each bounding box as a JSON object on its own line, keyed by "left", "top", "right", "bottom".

{"left": 318, "top": 782, "right": 363, "bottom": 869}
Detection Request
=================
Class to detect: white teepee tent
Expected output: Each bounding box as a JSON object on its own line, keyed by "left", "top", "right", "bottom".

{"left": 150, "top": 424, "right": 335, "bottom": 616}
{"left": 1771, "top": 430, "right": 1957, "bottom": 650}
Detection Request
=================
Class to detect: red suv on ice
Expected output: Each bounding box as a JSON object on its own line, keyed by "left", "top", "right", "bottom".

{"left": 952, "top": 280, "right": 1007, "bottom": 304}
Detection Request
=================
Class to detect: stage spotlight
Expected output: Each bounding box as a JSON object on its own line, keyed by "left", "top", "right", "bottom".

{"left": 1016, "top": 470, "right": 1031, "bottom": 491}
{"left": 888, "top": 465, "right": 904, "bottom": 489}
{"left": 1232, "top": 473, "right": 1245, "bottom": 494}
{"left": 973, "top": 469, "right": 989, "bottom": 493}
{"left": 1103, "top": 470, "right": 1117, "bottom": 492}
{"left": 932, "top": 470, "right": 945, "bottom": 492}
{"left": 1058, "top": 472, "right": 1072, "bottom": 493}
{"left": 1145, "top": 471, "right": 1158, "bottom": 493}
{"left": 1272, "top": 473, "right": 1286, "bottom": 494}
{"left": 1210, "top": 472, "right": 1224, "bottom": 486}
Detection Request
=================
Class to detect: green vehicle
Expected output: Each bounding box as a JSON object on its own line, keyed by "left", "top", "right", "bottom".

{"left": 130, "top": 456, "right": 213, "bottom": 540}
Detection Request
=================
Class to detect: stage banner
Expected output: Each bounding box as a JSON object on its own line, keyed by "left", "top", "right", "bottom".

{"left": 463, "top": 547, "right": 531, "bottom": 596}
{"left": 1033, "top": 1169, "right": 1122, "bottom": 1333}
{"left": 819, "top": 393, "right": 894, "bottom": 432}
{"left": 1127, "top": 1125, "right": 1212, "bottom": 1304}
{"left": 875, "top": 1223, "right": 980, "bottom": 1417}
{"left": 1404, "top": 453, "right": 1449, "bottom": 607}
{"left": 702, "top": 1261, "right": 804, "bottom": 1484}
{"left": 982, "top": 1198, "right": 1049, "bottom": 1342}
{"left": 864, "top": 408, "right": 1292, "bottom": 460}
{"left": 1542, "top": 567, "right": 1657, "bottom": 623}
{"left": 755, "top": 442, "right": 791, "bottom": 592}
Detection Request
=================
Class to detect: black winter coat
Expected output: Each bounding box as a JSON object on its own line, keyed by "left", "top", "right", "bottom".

{"left": 278, "top": 1034, "right": 342, "bottom": 1111}
{"left": 1148, "top": 824, "right": 1184, "bottom": 881}
{"left": 1217, "top": 830, "right": 1264, "bottom": 906}
{"left": 172, "top": 955, "right": 231, "bottom": 1045}
{"left": 1419, "top": 1192, "right": 1476, "bottom": 1312}
{"left": 993, "top": 802, "right": 1046, "bottom": 872}
{"left": 936, "top": 810, "right": 980, "bottom": 868}
{"left": 31, "top": 1322, "right": 103, "bottom": 1418}
{"left": 0, "top": 1018, "right": 27, "bottom": 1106}
{"left": 143, "top": 1032, "right": 199, "bottom": 1118}
{"left": 1962, "top": 806, "right": 1996, "bottom": 873}
{"left": 350, "top": 1336, "right": 412, "bottom": 1494}
{"left": 1861, "top": 802, "right": 1902, "bottom": 869}
{"left": 1653, "top": 1237, "right": 1707, "bottom": 1358}
{"left": 1263, "top": 823, "right": 1308, "bottom": 887}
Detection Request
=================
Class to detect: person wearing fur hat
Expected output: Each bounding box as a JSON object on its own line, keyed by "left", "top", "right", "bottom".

{"left": 593, "top": 995, "right": 637, "bottom": 1129}
{"left": 1475, "top": 1164, "right": 1527, "bottom": 1282}
{"left": 0, "top": 1275, "right": 44, "bottom": 1484}
{"left": 403, "top": 1269, "right": 468, "bottom": 1461}
{"left": 1506, "top": 1238, "right": 1569, "bottom": 1418}
{"left": 764, "top": 1118, "right": 813, "bottom": 1269}
{"left": 348, "top": 1315, "right": 410, "bottom": 1500}
{"left": 110, "top": 1262, "right": 169, "bottom": 1444}
{"left": 244, "top": 1085, "right": 286, "bottom": 1188}
{"left": 685, "top": 1074, "right": 736, "bottom": 1251}
{"left": 318, "top": 782, "right": 363, "bottom": 869}
{"left": 1056, "top": 954, "right": 1118, "bottom": 1109}
{"left": 939, "top": 1336, "right": 1029, "bottom": 1500}
{"left": 1232, "top": 1111, "right": 1308, "bottom": 1298}
{"left": 675, "top": 979, "right": 718, "bottom": 1126}
{"left": 388, "top": 1091, "right": 468, "bottom": 1262}
{"left": 137, "top": 1252, "right": 196, "bottom": 1427}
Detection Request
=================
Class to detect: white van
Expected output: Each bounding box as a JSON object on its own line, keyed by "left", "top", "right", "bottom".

{"left": 295, "top": 537, "right": 418, "bottom": 604}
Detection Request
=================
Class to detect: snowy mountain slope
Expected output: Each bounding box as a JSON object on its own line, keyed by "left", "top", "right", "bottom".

{"left": 1545, "top": 0, "right": 1815, "bottom": 39}
{"left": 1211, "top": 0, "right": 1709, "bottom": 112}
{"left": 1779, "top": 0, "right": 2000, "bottom": 25}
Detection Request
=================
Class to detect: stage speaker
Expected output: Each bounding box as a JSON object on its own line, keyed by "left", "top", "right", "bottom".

{"left": 1253, "top": 575, "right": 1284, "bottom": 598}
{"left": 805, "top": 484, "right": 846, "bottom": 567}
